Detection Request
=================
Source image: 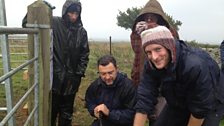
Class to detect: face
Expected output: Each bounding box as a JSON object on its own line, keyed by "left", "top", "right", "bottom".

{"left": 144, "top": 44, "right": 171, "bottom": 69}
{"left": 143, "top": 13, "right": 158, "bottom": 24}
{"left": 67, "top": 12, "right": 79, "bottom": 23}
{"left": 98, "top": 62, "right": 118, "bottom": 85}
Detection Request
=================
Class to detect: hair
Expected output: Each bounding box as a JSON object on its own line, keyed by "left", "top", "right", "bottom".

{"left": 97, "top": 55, "right": 117, "bottom": 68}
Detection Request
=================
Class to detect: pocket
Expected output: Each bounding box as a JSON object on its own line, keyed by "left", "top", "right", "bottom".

{"left": 59, "top": 75, "right": 81, "bottom": 95}
{"left": 73, "top": 77, "right": 81, "bottom": 92}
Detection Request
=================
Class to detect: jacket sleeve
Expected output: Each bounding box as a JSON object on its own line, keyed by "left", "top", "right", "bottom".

{"left": 184, "top": 55, "right": 217, "bottom": 119}
{"left": 130, "top": 32, "right": 141, "bottom": 54}
{"left": 220, "top": 40, "right": 224, "bottom": 68}
{"left": 106, "top": 79, "right": 136, "bottom": 124}
{"left": 134, "top": 64, "right": 159, "bottom": 116}
{"left": 85, "top": 82, "right": 97, "bottom": 117}
{"left": 76, "top": 28, "right": 89, "bottom": 76}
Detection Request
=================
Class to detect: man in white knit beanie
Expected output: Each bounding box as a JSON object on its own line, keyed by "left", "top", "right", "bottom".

{"left": 134, "top": 25, "right": 224, "bottom": 126}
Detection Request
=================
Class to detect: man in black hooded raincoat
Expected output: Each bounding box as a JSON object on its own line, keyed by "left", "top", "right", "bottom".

{"left": 51, "top": 0, "right": 89, "bottom": 125}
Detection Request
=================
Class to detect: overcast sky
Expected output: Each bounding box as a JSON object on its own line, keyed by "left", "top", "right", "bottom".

{"left": 3, "top": 0, "right": 224, "bottom": 44}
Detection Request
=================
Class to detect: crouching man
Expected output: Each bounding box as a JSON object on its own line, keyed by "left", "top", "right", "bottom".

{"left": 85, "top": 55, "right": 136, "bottom": 126}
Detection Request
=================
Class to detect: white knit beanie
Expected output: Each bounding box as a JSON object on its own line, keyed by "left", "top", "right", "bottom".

{"left": 141, "top": 26, "right": 176, "bottom": 63}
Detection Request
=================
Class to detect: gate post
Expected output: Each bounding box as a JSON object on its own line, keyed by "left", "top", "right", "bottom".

{"left": 27, "top": 1, "right": 52, "bottom": 126}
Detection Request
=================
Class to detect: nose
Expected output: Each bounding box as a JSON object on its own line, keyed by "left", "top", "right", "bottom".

{"left": 104, "top": 73, "right": 111, "bottom": 80}
{"left": 150, "top": 51, "right": 159, "bottom": 60}
{"left": 69, "top": 13, "right": 78, "bottom": 23}
{"left": 70, "top": 14, "right": 77, "bottom": 20}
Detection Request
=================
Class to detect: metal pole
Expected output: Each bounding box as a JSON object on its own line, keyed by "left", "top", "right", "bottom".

{"left": 0, "top": 0, "right": 16, "bottom": 125}
{"left": 0, "top": 57, "right": 37, "bottom": 83}
{"left": 34, "top": 33, "right": 39, "bottom": 126}
{"left": 109, "top": 36, "right": 112, "bottom": 55}
{"left": 0, "top": 83, "right": 37, "bottom": 126}
{"left": 0, "top": 0, "right": 7, "bottom": 25}
{"left": 99, "top": 111, "right": 103, "bottom": 126}
{"left": 0, "top": 27, "right": 39, "bottom": 34}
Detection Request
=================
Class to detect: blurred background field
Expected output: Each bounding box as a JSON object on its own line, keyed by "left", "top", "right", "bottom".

{"left": 0, "top": 37, "right": 223, "bottom": 125}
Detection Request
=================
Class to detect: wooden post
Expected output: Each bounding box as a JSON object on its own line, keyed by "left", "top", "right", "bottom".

{"left": 27, "top": 1, "right": 52, "bottom": 126}
{"left": 27, "top": 22, "right": 35, "bottom": 126}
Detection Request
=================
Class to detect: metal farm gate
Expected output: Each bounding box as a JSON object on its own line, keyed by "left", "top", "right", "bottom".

{"left": 0, "top": 27, "right": 39, "bottom": 126}
{"left": 0, "top": 0, "right": 52, "bottom": 126}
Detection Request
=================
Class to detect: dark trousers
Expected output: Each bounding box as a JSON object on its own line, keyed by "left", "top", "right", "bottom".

{"left": 51, "top": 93, "right": 76, "bottom": 126}
{"left": 150, "top": 104, "right": 224, "bottom": 126}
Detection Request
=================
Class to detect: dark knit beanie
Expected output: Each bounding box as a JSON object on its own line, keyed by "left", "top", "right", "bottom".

{"left": 141, "top": 26, "right": 176, "bottom": 63}
{"left": 67, "top": 3, "right": 81, "bottom": 14}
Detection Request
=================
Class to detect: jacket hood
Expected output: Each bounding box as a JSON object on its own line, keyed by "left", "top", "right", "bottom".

{"left": 62, "top": 0, "right": 81, "bottom": 17}
{"left": 62, "top": 0, "right": 82, "bottom": 26}
{"left": 132, "top": 0, "right": 170, "bottom": 30}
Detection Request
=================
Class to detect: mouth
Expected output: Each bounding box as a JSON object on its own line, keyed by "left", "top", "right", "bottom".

{"left": 105, "top": 80, "right": 113, "bottom": 85}
{"left": 154, "top": 59, "right": 162, "bottom": 65}
{"left": 153, "top": 60, "right": 164, "bottom": 69}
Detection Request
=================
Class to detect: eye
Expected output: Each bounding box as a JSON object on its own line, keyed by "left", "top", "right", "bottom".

{"left": 145, "top": 51, "right": 152, "bottom": 56}
{"left": 155, "top": 47, "right": 161, "bottom": 52}
{"left": 98, "top": 70, "right": 114, "bottom": 76}
{"left": 108, "top": 71, "right": 113, "bottom": 75}
{"left": 101, "top": 73, "right": 106, "bottom": 76}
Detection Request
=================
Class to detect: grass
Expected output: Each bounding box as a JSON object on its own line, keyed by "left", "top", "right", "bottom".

{"left": 0, "top": 40, "right": 223, "bottom": 125}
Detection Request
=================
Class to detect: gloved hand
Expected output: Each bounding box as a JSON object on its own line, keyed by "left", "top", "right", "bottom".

{"left": 43, "top": 0, "right": 56, "bottom": 10}
{"left": 22, "top": 1, "right": 55, "bottom": 28}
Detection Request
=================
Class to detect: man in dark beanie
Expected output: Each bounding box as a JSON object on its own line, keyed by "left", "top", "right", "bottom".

{"left": 134, "top": 25, "right": 224, "bottom": 126}
{"left": 51, "top": 0, "right": 89, "bottom": 125}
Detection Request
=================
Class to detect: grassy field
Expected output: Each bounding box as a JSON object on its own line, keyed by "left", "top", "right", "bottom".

{"left": 0, "top": 41, "right": 223, "bottom": 125}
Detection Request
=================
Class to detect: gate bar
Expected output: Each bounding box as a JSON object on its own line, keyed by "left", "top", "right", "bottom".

{"left": 0, "top": 83, "right": 38, "bottom": 126}
{"left": 0, "top": 27, "right": 39, "bottom": 34}
{"left": 0, "top": 57, "right": 37, "bottom": 83}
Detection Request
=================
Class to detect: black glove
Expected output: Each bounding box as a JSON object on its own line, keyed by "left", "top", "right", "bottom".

{"left": 43, "top": 0, "right": 56, "bottom": 10}
{"left": 22, "top": 1, "right": 55, "bottom": 28}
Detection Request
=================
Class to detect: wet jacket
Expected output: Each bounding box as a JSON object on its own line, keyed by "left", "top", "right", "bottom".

{"left": 135, "top": 40, "right": 223, "bottom": 119}
{"left": 52, "top": 0, "right": 89, "bottom": 95}
{"left": 130, "top": 0, "right": 179, "bottom": 85}
{"left": 85, "top": 73, "right": 136, "bottom": 126}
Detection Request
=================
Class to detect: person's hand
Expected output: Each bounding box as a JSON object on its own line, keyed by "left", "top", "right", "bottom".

{"left": 135, "top": 21, "right": 159, "bottom": 35}
{"left": 187, "top": 114, "right": 204, "bottom": 126}
{"left": 135, "top": 21, "right": 148, "bottom": 34}
{"left": 94, "top": 104, "right": 109, "bottom": 118}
